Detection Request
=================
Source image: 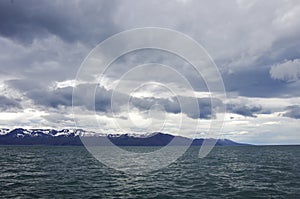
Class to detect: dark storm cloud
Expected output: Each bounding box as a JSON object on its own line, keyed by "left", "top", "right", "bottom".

{"left": 197, "top": 98, "right": 222, "bottom": 119}
{"left": 222, "top": 68, "right": 297, "bottom": 98}
{"left": 0, "top": 0, "right": 118, "bottom": 44}
{"left": 75, "top": 84, "right": 217, "bottom": 119}
{"left": 9, "top": 82, "right": 117, "bottom": 112}
{"left": 27, "top": 85, "right": 112, "bottom": 111}
{"left": 7, "top": 75, "right": 224, "bottom": 119}
{"left": 130, "top": 97, "right": 181, "bottom": 114}
{"left": 6, "top": 78, "right": 118, "bottom": 112}
{"left": 26, "top": 87, "right": 73, "bottom": 108}
{"left": 6, "top": 78, "right": 73, "bottom": 109}
{"left": 7, "top": 75, "right": 271, "bottom": 119}
{"left": 72, "top": 83, "right": 127, "bottom": 112}
{"left": 227, "top": 104, "right": 262, "bottom": 118}
{"left": 7, "top": 79, "right": 73, "bottom": 108}
{"left": 7, "top": 74, "right": 288, "bottom": 120}
{"left": 0, "top": 95, "right": 21, "bottom": 111}
{"left": 130, "top": 96, "right": 223, "bottom": 119}
{"left": 283, "top": 105, "right": 300, "bottom": 119}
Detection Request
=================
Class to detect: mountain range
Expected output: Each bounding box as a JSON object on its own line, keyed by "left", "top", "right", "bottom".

{"left": 0, "top": 128, "right": 250, "bottom": 146}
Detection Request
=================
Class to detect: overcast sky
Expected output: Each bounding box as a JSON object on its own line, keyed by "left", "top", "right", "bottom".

{"left": 0, "top": 0, "right": 299, "bottom": 144}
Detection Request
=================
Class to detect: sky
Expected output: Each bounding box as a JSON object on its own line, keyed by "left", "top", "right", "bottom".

{"left": 0, "top": 0, "right": 299, "bottom": 145}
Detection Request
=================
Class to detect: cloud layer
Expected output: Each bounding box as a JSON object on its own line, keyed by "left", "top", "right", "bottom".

{"left": 0, "top": 0, "right": 300, "bottom": 144}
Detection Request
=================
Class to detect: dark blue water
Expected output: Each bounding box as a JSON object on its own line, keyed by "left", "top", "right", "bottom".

{"left": 0, "top": 145, "right": 299, "bottom": 198}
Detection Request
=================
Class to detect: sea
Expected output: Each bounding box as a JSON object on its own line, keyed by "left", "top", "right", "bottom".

{"left": 0, "top": 145, "right": 299, "bottom": 198}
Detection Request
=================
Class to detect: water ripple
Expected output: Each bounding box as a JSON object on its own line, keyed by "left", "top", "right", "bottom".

{"left": 0, "top": 145, "right": 299, "bottom": 198}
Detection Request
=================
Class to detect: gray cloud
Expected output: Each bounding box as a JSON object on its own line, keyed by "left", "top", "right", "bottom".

{"left": 7, "top": 79, "right": 46, "bottom": 92}
{"left": 130, "top": 96, "right": 222, "bottom": 119}
{"left": 9, "top": 82, "right": 113, "bottom": 111}
{"left": 0, "top": 0, "right": 118, "bottom": 45}
{"left": 227, "top": 104, "right": 262, "bottom": 118}
{"left": 27, "top": 87, "right": 73, "bottom": 108}
{"left": 7, "top": 78, "right": 74, "bottom": 109}
{"left": 283, "top": 105, "right": 300, "bottom": 119}
{"left": 0, "top": 95, "right": 21, "bottom": 111}
{"left": 130, "top": 97, "right": 181, "bottom": 114}
{"left": 7, "top": 76, "right": 222, "bottom": 119}
{"left": 9, "top": 81, "right": 124, "bottom": 114}
{"left": 222, "top": 67, "right": 300, "bottom": 98}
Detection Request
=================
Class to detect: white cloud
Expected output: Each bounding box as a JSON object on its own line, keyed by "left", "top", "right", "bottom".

{"left": 270, "top": 59, "right": 300, "bottom": 82}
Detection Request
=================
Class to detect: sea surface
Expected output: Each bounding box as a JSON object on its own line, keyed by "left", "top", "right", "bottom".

{"left": 0, "top": 145, "right": 299, "bottom": 198}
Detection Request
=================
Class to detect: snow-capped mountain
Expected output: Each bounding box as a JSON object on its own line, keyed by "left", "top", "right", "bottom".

{"left": 0, "top": 128, "right": 10, "bottom": 135}
{"left": 0, "top": 128, "right": 251, "bottom": 146}
{"left": 0, "top": 128, "right": 102, "bottom": 137}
